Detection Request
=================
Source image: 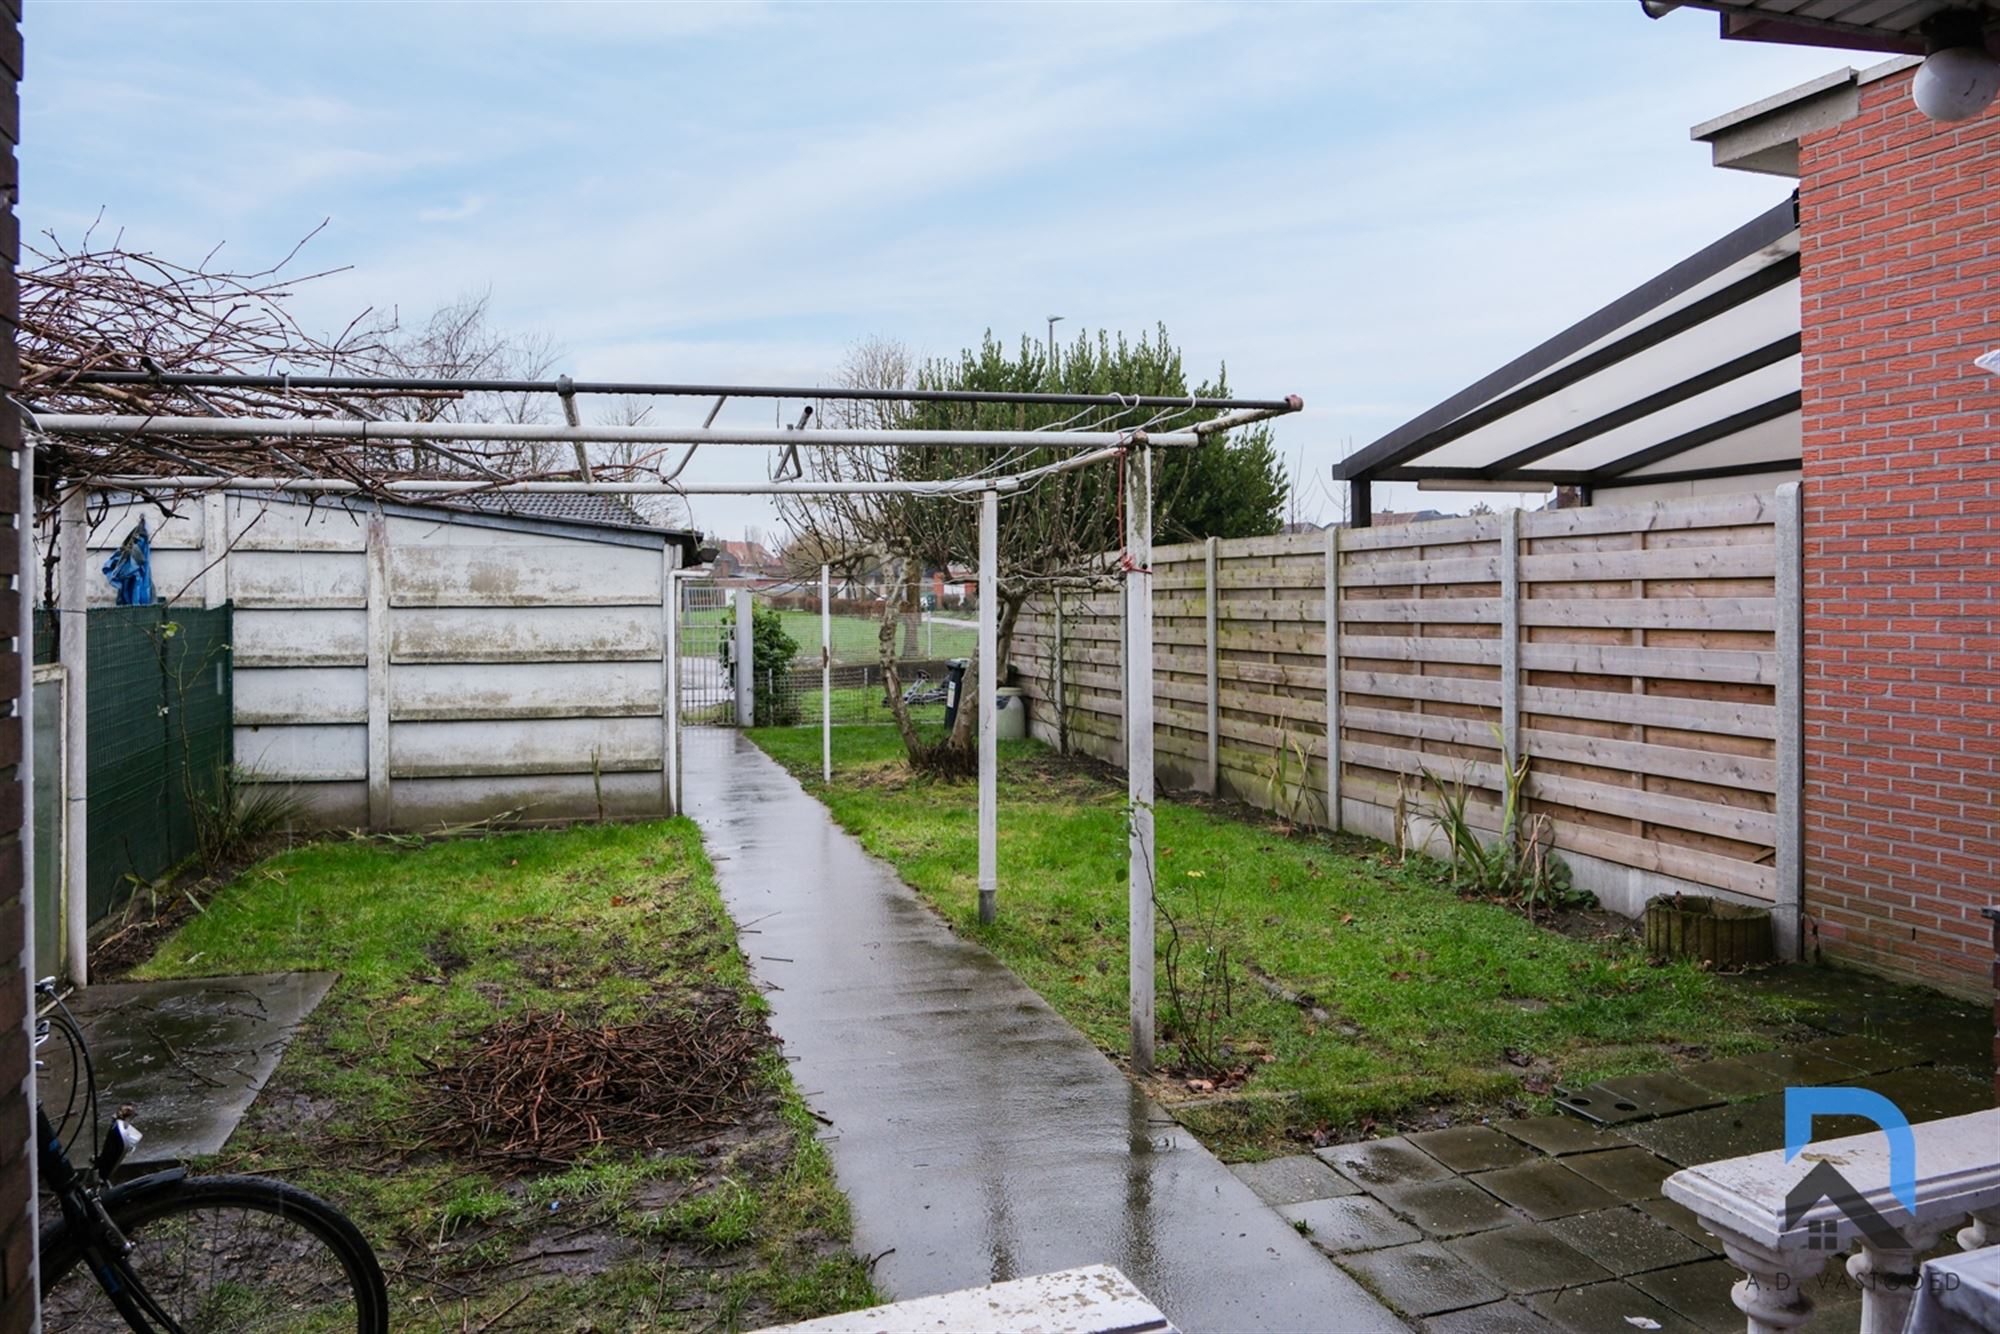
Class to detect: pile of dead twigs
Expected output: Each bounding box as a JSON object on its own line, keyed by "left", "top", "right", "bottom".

{"left": 413, "top": 1007, "right": 767, "bottom": 1169}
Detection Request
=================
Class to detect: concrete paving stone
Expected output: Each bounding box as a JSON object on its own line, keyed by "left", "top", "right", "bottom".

{"left": 1335, "top": 1240, "right": 1507, "bottom": 1318}
{"left": 40, "top": 971, "right": 339, "bottom": 1168}
{"left": 1493, "top": 1114, "right": 1626, "bottom": 1157}
{"left": 1546, "top": 1206, "right": 1710, "bottom": 1277}
{"left": 1405, "top": 1124, "right": 1537, "bottom": 1173}
{"left": 1277, "top": 1195, "right": 1422, "bottom": 1254}
{"left": 1636, "top": 1197, "right": 1723, "bottom": 1255}
{"left": 1371, "top": 1177, "right": 1515, "bottom": 1237}
{"left": 1553, "top": 1070, "right": 1725, "bottom": 1127}
{"left": 1677, "top": 1055, "right": 1789, "bottom": 1101}
{"left": 1629, "top": 1258, "right": 1745, "bottom": 1330}
{"left": 1837, "top": 1065, "right": 1994, "bottom": 1120}
{"left": 1529, "top": 1279, "right": 1705, "bottom": 1334}
{"left": 1421, "top": 1298, "right": 1557, "bottom": 1333}
{"left": 1443, "top": 1223, "right": 1613, "bottom": 1295}
{"left": 1559, "top": 1146, "right": 1674, "bottom": 1202}
{"left": 1799, "top": 1033, "right": 1920, "bottom": 1075}
{"left": 1733, "top": 1048, "right": 1863, "bottom": 1087}
{"left": 1618, "top": 1096, "right": 1783, "bottom": 1166}
{"left": 1228, "top": 1154, "right": 1359, "bottom": 1206}
{"left": 1470, "top": 1161, "right": 1620, "bottom": 1221}
{"left": 1317, "top": 1136, "right": 1453, "bottom": 1190}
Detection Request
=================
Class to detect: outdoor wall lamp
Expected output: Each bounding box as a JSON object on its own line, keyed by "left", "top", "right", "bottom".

{"left": 1912, "top": 10, "right": 2000, "bottom": 123}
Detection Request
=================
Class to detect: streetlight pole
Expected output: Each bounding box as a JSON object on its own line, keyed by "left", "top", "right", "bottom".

{"left": 1047, "top": 314, "right": 1064, "bottom": 379}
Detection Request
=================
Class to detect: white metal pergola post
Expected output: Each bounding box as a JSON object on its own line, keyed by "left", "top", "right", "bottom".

{"left": 976, "top": 487, "right": 999, "bottom": 926}
{"left": 732, "top": 589, "right": 754, "bottom": 727}
{"left": 820, "top": 564, "right": 832, "bottom": 784}
{"left": 57, "top": 488, "right": 88, "bottom": 988}
{"left": 1123, "top": 447, "right": 1155, "bottom": 1071}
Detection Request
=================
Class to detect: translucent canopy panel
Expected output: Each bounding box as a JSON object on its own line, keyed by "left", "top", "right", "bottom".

{"left": 1338, "top": 197, "right": 1802, "bottom": 491}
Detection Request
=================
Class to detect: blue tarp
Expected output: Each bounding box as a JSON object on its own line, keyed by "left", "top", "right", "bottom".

{"left": 101, "top": 518, "right": 154, "bottom": 606}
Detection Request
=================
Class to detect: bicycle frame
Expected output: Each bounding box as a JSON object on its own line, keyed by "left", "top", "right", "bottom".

{"left": 37, "top": 1104, "right": 192, "bottom": 1332}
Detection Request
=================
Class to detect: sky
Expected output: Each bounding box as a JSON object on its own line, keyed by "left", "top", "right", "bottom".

{"left": 22, "top": 2, "right": 1851, "bottom": 542}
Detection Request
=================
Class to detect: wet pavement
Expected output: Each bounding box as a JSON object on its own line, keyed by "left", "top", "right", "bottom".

{"left": 1231, "top": 1020, "right": 1992, "bottom": 1331}
{"left": 682, "top": 728, "right": 1406, "bottom": 1334}
{"left": 40, "top": 971, "right": 337, "bottom": 1169}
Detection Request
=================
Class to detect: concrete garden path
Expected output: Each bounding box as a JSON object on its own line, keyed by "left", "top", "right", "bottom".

{"left": 683, "top": 728, "right": 1406, "bottom": 1334}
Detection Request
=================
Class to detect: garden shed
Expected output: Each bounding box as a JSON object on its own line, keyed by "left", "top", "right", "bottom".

{"left": 72, "top": 490, "right": 698, "bottom": 830}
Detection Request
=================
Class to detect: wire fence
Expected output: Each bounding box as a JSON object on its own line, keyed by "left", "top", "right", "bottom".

{"left": 757, "top": 659, "right": 957, "bottom": 728}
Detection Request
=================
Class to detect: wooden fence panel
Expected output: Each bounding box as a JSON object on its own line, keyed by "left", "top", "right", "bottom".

{"left": 1009, "top": 491, "right": 1802, "bottom": 931}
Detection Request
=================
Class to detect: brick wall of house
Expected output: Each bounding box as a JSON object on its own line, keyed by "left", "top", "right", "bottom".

{"left": 0, "top": 2, "right": 28, "bottom": 1328}
{"left": 1795, "top": 71, "right": 2000, "bottom": 997}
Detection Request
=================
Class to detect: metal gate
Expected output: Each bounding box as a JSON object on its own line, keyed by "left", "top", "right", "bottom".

{"left": 676, "top": 581, "right": 733, "bottom": 726}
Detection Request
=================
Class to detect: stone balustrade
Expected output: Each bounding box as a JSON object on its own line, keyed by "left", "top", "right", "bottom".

{"left": 1664, "top": 1108, "right": 2000, "bottom": 1332}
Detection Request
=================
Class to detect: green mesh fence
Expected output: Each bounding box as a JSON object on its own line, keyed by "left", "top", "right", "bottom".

{"left": 36, "top": 604, "right": 234, "bottom": 921}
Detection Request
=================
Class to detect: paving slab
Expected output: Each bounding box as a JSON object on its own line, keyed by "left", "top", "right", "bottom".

{"left": 1468, "top": 1161, "right": 1619, "bottom": 1221}
{"left": 682, "top": 730, "right": 1407, "bottom": 1334}
{"left": 1799, "top": 1032, "right": 1922, "bottom": 1075}
{"left": 1317, "top": 1137, "right": 1452, "bottom": 1190}
{"left": 1628, "top": 1258, "right": 1748, "bottom": 1330}
{"left": 1227, "top": 1154, "right": 1357, "bottom": 1206}
{"left": 1334, "top": 1240, "right": 1506, "bottom": 1318}
{"left": 1405, "top": 1125, "right": 1535, "bottom": 1173}
{"left": 1442, "top": 1223, "right": 1612, "bottom": 1295}
{"left": 1677, "top": 1055, "right": 1789, "bottom": 1101}
{"left": 1528, "top": 1279, "right": 1703, "bottom": 1334}
{"left": 1277, "top": 1195, "right": 1421, "bottom": 1254}
{"left": 1369, "top": 1178, "right": 1513, "bottom": 1237}
{"left": 1421, "top": 1299, "right": 1555, "bottom": 1333}
{"left": 1635, "top": 1197, "right": 1723, "bottom": 1255}
{"left": 1492, "top": 1114, "right": 1624, "bottom": 1158}
{"left": 1617, "top": 1097, "right": 1783, "bottom": 1167}
{"left": 1557, "top": 1071, "right": 1721, "bottom": 1125}
{"left": 1558, "top": 1146, "right": 1673, "bottom": 1202}
{"left": 1837, "top": 1065, "right": 1993, "bottom": 1120}
{"left": 1545, "top": 1207, "right": 1709, "bottom": 1277}
{"left": 40, "top": 971, "right": 337, "bottom": 1168}
{"left": 1731, "top": 1048, "right": 1859, "bottom": 1087}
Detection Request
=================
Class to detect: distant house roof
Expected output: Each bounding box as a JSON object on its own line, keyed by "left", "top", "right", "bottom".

{"left": 711, "top": 539, "right": 778, "bottom": 568}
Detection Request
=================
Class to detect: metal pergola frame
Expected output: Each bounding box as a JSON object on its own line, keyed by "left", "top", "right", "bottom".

{"left": 32, "top": 379, "right": 1303, "bottom": 1069}
{"left": 1334, "top": 197, "right": 1801, "bottom": 520}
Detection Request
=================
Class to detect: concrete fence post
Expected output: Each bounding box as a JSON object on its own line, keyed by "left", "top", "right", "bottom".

{"left": 1500, "top": 507, "right": 1522, "bottom": 767}
{"left": 1204, "top": 535, "right": 1219, "bottom": 796}
{"left": 1324, "top": 525, "right": 1342, "bottom": 833}
{"left": 365, "top": 514, "right": 391, "bottom": 832}
{"left": 1775, "top": 482, "right": 1804, "bottom": 961}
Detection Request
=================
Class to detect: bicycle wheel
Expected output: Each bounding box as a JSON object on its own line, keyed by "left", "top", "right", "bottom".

{"left": 40, "top": 1175, "right": 389, "bottom": 1333}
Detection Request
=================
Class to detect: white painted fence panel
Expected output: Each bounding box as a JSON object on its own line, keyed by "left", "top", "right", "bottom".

{"left": 234, "top": 723, "right": 367, "bottom": 782}
{"left": 390, "top": 606, "right": 661, "bottom": 664}
{"left": 391, "top": 717, "right": 661, "bottom": 778}
{"left": 389, "top": 544, "right": 660, "bottom": 608}
{"left": 84, "top": 492, "right": 682, "bottom": 830}
{"left": 235, "top": 666, "right": 368, "bottom": 726}
{"left": 391, "top": 661, "right": 663, "bottom": 721}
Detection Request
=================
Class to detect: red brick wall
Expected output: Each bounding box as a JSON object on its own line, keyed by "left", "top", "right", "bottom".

{"left": 1795, "top": 71, "right": 2000, "bottom": 997}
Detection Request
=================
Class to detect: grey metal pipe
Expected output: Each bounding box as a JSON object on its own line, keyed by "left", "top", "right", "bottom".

{"left": 63, "top": 370, "right": 1304, "bottom": 414}
{"left": 38, "top": 414, "right": 1199, "bottom": 450}
{"left": 86, "top": 474, "right": 1025, "bottom": 496}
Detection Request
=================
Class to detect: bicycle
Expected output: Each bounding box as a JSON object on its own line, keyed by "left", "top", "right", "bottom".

{"left": 33, "top": 980, "right": 390, "bottom": 1332}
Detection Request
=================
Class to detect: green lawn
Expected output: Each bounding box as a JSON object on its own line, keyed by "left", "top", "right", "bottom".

{"left": 747, "top": 726, "right": 1807, "bottom": 1158}
{"left": 137, "top": 821, "right": 876, "bottom": 1331}
{"left": 685, "top": 608, "right": 976, "bottom": 666}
